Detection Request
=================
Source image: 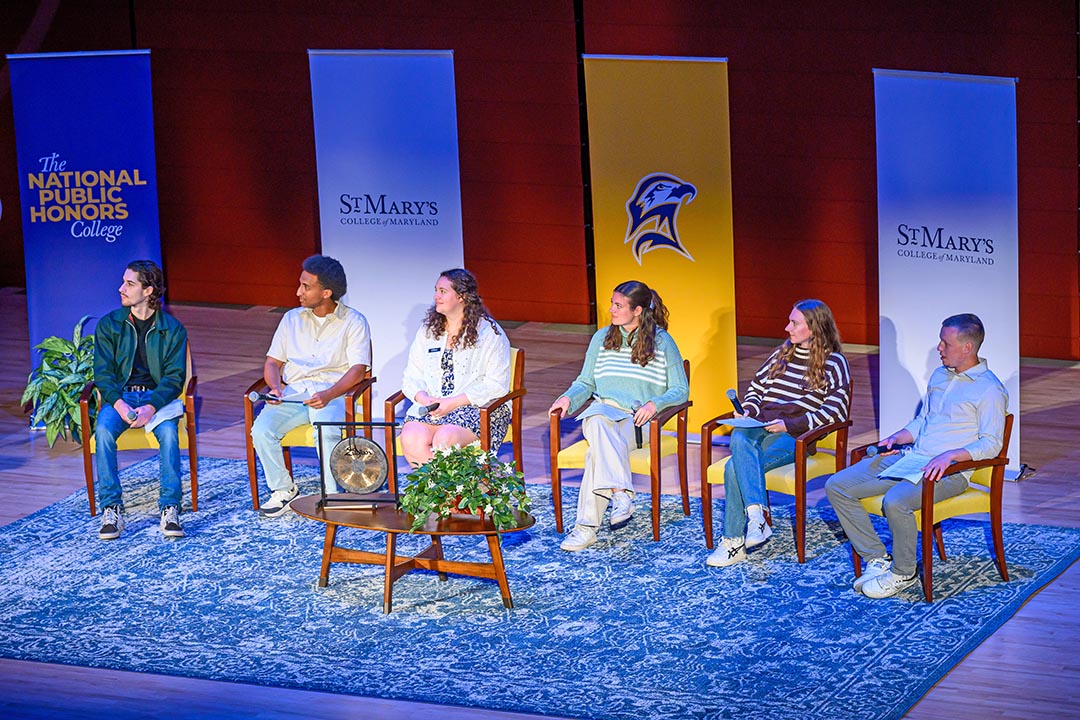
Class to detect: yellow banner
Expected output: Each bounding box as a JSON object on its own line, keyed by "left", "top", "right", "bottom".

{"left": 583, "top": 55, "right": 737, "bottom": 431}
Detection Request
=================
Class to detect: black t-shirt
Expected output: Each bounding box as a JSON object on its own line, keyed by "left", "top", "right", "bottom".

{"left": 126, "top": 313, "right": 157, "bottom": 389}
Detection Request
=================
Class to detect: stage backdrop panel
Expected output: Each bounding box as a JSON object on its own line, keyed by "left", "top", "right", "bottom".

{"left": 875, "top": 69, "right": 1020, "bottom": 472}
{"left": 583, "top": 55, "right": 737, "bottom": 430}
{"left": 310, "top": 50, "right": 464, "bottom": 409}
{"left": 7, "top": 50, "right": 163, "bottom": 360}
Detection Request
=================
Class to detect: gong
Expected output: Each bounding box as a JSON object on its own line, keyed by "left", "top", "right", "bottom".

{"left": 328, "top": 436, "right": 389, "bottom": 494}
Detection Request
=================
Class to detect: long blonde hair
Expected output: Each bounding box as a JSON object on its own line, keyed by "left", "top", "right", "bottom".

{"left": 766, "top": 299, "right": 842, "bottom": 391}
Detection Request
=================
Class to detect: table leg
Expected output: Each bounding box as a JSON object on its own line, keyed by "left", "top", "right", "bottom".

{"left": 432, "top": 536, "right": 448, "bottom": 581}
{"left": 318, "top": 524, "right": 338, "bottom": 588}
{"left": 383, "top": 532, "right": 397, "bottom": 613}
{"left": 486, "top": 534, "right": 513, "bottom": 609}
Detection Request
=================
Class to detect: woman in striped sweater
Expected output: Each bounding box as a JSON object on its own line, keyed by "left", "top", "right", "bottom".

{"left": 549, "top": 280, "right": 689, "bottom": 551}
{"left": 707, "top": 299, "right": 850, "bottom": 568}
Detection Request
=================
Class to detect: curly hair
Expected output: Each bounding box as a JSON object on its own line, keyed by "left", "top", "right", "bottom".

{"left": 302, "top": 255, "right": 348, "bottom": 301}
{"left": 766, "top": 299, "right": 843, "bottom": 391}
{"left": 422, "top": 268, "right": 500, "bottom": 349}
{"left": 126, "top": 260, "right": 166, "bottom": 311}
{"left": 602, "top": 280, "right": 670, "bottom": 367}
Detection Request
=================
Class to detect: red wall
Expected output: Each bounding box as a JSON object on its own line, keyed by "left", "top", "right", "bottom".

{"left": 584, "top": 0, "right": 1079, "bottom": 357}
{"left": 1, "top": 1, "right": 1077, "bottom": 356}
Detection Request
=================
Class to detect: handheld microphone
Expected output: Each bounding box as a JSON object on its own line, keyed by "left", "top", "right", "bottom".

{"left": 631, "top": 401, "right": 643, "bottom": 449}
{"left": 126, "top": 410, "right": 138, "bottom": 422}
{"left": 865, "top": 444, "right": 891, "bottom": 457}
{"left": 725, "top": 389, "right": 744, "bottom": 415}
{"left": 247, "top": 391, "right": 307, "bottom": 404}
{"left": 416, "top": 402, "right": 440, "bottom": 417}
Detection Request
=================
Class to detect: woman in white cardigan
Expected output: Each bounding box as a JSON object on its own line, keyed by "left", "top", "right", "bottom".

{"left": 399, "top": 268, "right": 511, "bottom": 467}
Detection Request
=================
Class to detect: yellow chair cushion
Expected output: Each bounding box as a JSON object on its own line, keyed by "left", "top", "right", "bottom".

{"left": 556, "top": 434, "right": 680, "bottom": 474}
{"left": 89, "top": 418, "right": 191, "bottom": 453}
{"left": 705, "top": 451, "right": 839, "bottom": 495}
{"left": 859, "top": 484, "right": 991, "bottom": 530}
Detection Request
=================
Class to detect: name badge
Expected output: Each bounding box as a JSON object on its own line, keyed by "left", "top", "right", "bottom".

{"left": 428, "top": 347, "right": 441, "bottom": 353}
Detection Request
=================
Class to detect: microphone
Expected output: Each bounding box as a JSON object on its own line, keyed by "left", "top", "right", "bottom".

{"left": 631, "top": 401, "right": 643, "bottom": 449}
{"left": 725, "top": 389, "right": 744, "bottom": 415}
{"left": 866, "top": 444, "right": 893, "bottom": 457}
{"left": 126, "top": 410, "right": 138, "bottom": 422}
{"left": 416, "top": 402, "right": 440, "bottom": 417}
{"left": 247, "top": 391, "right": 307, "bottom": 404}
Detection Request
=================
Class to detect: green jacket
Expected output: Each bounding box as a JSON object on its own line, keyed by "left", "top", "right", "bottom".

{"left": 93, "top": 307, "right": 188, "bottom": 411}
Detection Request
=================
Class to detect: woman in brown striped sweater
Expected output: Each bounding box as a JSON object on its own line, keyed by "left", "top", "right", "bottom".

{"left": 706, "top": 299, "right": 850, "bottom": 567}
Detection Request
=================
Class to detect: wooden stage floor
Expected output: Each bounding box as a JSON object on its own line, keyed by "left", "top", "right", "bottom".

{"left": 1, "top": 288, "right": 1077, "bottom": 719}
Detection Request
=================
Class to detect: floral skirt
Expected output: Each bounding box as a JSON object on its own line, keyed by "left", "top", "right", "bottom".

{"left": 404, "top": 404, "right": 512, "bottom": 451}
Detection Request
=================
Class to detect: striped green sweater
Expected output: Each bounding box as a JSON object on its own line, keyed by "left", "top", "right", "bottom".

{"left": 562, "top": 327, "right": 688, "bottom": 414}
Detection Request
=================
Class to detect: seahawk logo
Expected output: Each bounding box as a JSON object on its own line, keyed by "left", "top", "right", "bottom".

{"left": 624, "top": 173, "right": 697, "bottom": 265}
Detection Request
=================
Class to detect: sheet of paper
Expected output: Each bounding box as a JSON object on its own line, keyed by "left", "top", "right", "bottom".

{"left": 577, "top": 402, "right": 632, "bottom": 423}
{"left": 144, "top": 398, "right": 185, "bottom": 434}
{"left": 876, "top": 451, "right": 935, "bottom": 484}
{"left": 718, "top": 417, "right": 770, "bottom": 429}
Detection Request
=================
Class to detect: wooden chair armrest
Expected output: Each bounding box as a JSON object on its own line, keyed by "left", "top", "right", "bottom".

{"left": 850, "top": 442, "right": 878, "bottom": 464}
{"left": 384, "top": 390, "right": 407, "bottom": 422}
{"left": 943, "top": 456, "right": 1008, "bottom": 474}
{"left": 79, "top": 380, "right": 96, "bottom": 405}
{"left": 700, "top": 410, "right": 735, "bottom": 439}
{"left": 479, "top": 387, "right": 527, "bottom": 414}
{"left": 343, "top": 375, "right": 376, "bottom": 405}
{"left": 653, "top": 399, "right": 692, "bottom": 427}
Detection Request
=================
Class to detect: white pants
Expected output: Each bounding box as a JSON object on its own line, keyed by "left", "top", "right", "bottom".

{"left": 576, "top": 413, "right": 636, "bottom": 528}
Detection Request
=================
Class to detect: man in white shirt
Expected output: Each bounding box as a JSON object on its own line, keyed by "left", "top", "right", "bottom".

{"left": 825, "top": 313, "right": 1008, "bottom": 598}
{"left": 250, "top": 255, "right": 371, "bottom": 517}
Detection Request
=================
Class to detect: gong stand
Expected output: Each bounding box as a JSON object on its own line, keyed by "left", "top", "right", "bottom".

{"left": 313, "top": 420, "right": 399, "bottom": 510}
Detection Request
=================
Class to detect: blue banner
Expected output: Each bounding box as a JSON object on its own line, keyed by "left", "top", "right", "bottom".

{"left": 309, "top": 50, "right": 464, "bottom": 407}
{"left": 7, "top": 50, "right": 162, "bottom": 355}
{"left": 875, "top": 69, "right": 1020, "bottom": 471}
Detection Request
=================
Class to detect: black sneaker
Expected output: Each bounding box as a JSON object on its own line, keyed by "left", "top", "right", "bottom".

{"left": 160, "top": 505, "right": 185, "bottom": 538}
{"left": 99, "top": 505, "right": 124, "bottom": 540}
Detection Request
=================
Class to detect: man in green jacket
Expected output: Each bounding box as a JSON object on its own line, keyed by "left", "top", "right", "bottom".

{"left": 93, "top": 259, "right": 188, "bottom": 540}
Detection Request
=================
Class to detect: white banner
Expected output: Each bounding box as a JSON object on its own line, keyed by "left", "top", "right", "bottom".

{"left": 875, "top": 69, "right": 1020, "bottom": 472}
{"left": 309, "top": 50, "right": 464, "bottom": 409}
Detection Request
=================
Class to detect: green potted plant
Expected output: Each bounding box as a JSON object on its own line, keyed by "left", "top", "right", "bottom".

{"left": 21, "top": 314, "right": 96, "bottom": 446}
{"left": 399, "top": 442, "right": 531, "bottom": 532}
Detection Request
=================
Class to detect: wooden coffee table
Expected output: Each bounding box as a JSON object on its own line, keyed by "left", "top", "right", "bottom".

{"left": 290, "top": 494, "right": 536, "bottom": 613}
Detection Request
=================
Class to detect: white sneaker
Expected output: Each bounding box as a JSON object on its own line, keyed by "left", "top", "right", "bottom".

{"left": 560, "top": 525, "right": 597, "bottom": 552}
{"left": 706, "top": 537, "right": 747, "bottom": 567}
{"left": 609, "top": 491, "right": 634, "bottom": 529}
{"left": 853, "top": 555, "right": 893, "bottom": 593}
{"left": 745, "top": 513, "right": 773, "bottom": 549}
{"left": 862, "top": 569, "right": 919, "bottom": 599}
{"left": 259, "top": 485, "right": 298, "bottom": 518}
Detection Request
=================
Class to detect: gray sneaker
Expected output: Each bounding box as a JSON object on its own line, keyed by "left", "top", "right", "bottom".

{"left": 259, "top": 485, "right": 298, "bottom": 518}
{"left": 160, "top": 505, "right": 184, "bottom": 538}
{"left": 98, "top": 505, "right": 124, "bottom": 540}
{"left": 853, "top": 555, "right": 893, "bottom": 594}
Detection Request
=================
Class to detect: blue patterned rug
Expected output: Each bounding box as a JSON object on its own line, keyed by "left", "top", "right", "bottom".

{"left": 1, "top": 457, "right": 1078, "bottom": 720}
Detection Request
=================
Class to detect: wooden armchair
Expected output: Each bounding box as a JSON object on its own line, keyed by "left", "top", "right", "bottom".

{"left": 549, "top": 359, "right": 692, "bottom": 541}
{"left": 849, "top": 413, "right": 1013, "bottom": 602}
{"left": 79, "top": 346, "right": 198, "bottom": 517}
{"left": 384, "top": 347, "right": 527, "bottom": 488}
{"left": 700, "top": 382, "right": 852, "bottom": 562}
{"left": 243, "top": 369, "right": 375, "bottom": 510}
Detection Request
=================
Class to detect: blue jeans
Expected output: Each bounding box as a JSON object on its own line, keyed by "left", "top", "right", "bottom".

{"left": 95, "top": 390, "right": 182, "bottom": 510}
{"left": 250, "top": 397, "right": 346, "bottom": 493}
{"left": 722, "top": 426, "right": 796, "bottom": 538}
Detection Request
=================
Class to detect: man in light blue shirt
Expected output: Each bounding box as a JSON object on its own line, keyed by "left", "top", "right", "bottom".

{"left": 825, "top": 313, "right": 1008, "bottom": 598}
